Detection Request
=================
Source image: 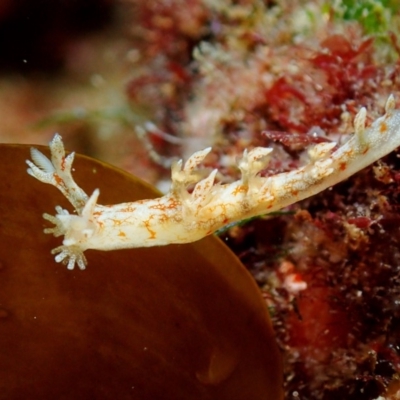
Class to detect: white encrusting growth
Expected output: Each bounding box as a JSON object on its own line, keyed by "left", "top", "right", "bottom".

{"left": 26, "top": 96, "right": 400, "bottom": 270}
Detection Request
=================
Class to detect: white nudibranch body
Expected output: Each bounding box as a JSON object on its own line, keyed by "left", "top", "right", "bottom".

{"left": 27, "top": 96, "right": 400, "bottom": 270}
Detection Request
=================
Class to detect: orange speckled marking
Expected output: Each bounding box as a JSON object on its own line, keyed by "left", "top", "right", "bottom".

{"left": 118, "top": 230, "right": 126, "bottom": 237}
{"left": 54, "top": 174, "right": 63, "bottom": 186}
{"left": 149, "top": 203, "right": 166, "bottom": 211}
{"left": 120, "top": 205, "right": 136, "bottom": 213}
{"left": 232, "top": 185, "right": 247, "bottom": 196}
{"left": 157, "top": 213, "right": 169, "bottom": 223}
{"left": 361, "top": 146, "right": 370, "bottom": 155}
{"left": 143, "top": 217, "right": 157, "bottom": 239}
{"left": 150, "top": 199, "right": 180, "bottom": 211}
{"left": 379, "top": 121, "right": 388, "bottom": 133}
{"left": 339, "top": 162, "right": 347, "bottom": 171}
{"left": 111, "top": 219, "right": 122, "bottom": 226}
{"left": 203, "top": 180, "right": 212, "bottom": 190}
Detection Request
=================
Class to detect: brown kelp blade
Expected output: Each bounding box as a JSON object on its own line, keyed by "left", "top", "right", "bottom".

{"left": 0, "top": 143, "right": 283, "bottom": 400}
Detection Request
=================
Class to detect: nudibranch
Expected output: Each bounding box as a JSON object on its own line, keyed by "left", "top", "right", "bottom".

{"left": 27, "top": 96, "right": 400, "bottom": 270}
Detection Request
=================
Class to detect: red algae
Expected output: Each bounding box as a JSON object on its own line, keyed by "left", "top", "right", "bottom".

{"left": 222, "top": 152, "right": 400, "bottom": 399}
